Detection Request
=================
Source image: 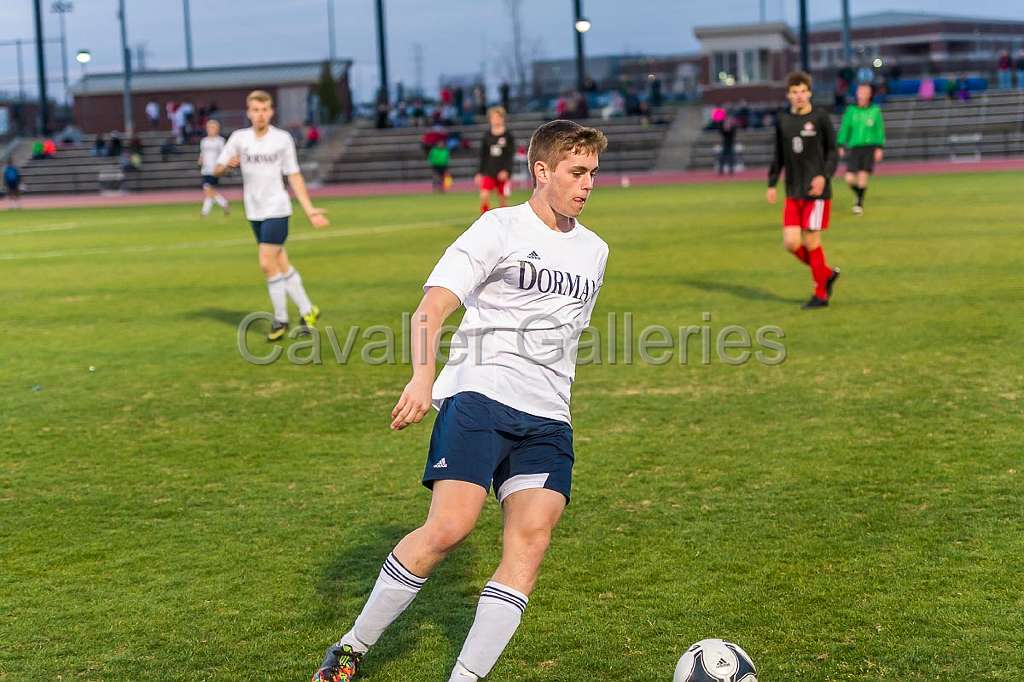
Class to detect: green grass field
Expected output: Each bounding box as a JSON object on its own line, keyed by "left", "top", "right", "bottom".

{"left": 2, "top": 173, "right": 1022, "bottom": 680}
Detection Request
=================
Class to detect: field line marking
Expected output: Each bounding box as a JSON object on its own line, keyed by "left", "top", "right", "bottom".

{"left": 0, "top": 218, "right": 459, "bottom": 261}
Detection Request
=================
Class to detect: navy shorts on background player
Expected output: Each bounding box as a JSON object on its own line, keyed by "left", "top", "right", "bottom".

{"left": 423, "top": 391, "right": 575, "bottom": 504}
{"left": 250, "top": 216, "right": 289, "bottom": 244}
{"left": 201, "top": 174, "right": 219, "bottom": 187}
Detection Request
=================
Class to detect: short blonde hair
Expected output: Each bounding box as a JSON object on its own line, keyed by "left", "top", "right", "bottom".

{"left": 246, "top": 90, "right": 273, "bottom": 106}
{"left": 487, "top": 106, "right": 507, "bottom": 119}
{"left": 527, "top": 119, "right": 607, "bottom": 178}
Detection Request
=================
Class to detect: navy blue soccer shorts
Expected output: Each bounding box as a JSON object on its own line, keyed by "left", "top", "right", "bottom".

{"left": 422, "top": 391, "right": 575, "bottom": 504}
{"left": 250, "top": 216, "right": 289, "bottom": 245}
{"left": 201, "top": 174, "right": 219, "bottom": 188}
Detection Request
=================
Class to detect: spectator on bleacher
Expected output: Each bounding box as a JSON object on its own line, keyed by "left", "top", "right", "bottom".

{"left": 146, "top": 100, "right": 160, "bottom": 129}
{"left": 58, "top": 125, "right": 83, "bottom": 145}
{"left": 602, "top": 90, "right": 626, "bottom": 120}
{"left": 555, "top": 92, "right": 570, "bottom": 118}
{"left": 452, "top": 86, "right": 464, "bottom": 117}
{"left": 499, "top": 82, "right": 511, "bottom": 113}
{"left": 166, "top": 100, "right": 177, "bottom": 133}
{"left": 473, "top": 84, "right": 487, "bottom": 117}
{"left": 649, "top": 77, "right": 663, "bottom": 107}
{"left": 834, "top": 72, "right": 850, "bottom": 112}
{"left": 160, "top": 135, "right": 177, "bottom": 162}
{"left": 709, "top": 104, "right": 727, "bottom": 129}
{"left": 572, "top": 91, "right": 589, "bottom": 120}
{"left": 440, "top": 85, "right": 453, "bottom": 107}
{"left": 3, "top": 160, "right": 21, "bottom": 208}
{"left": 31, "top": 141, "right": 45, "bottom": 160}
{"left": 1017, "top": 50, "right": 1024, "bottom": 89}
{"left": 918, "top": 74, "right": 935, "bottom": 101}
{"left": 305, "top": 123, "right": 321, "bottom": 149}
{"left": 420, "top": 124, "right": 448, "bottom": 155}
{"left": 856, "top": 62, "right": 874, "bottom": 85}
{"left": 717, "top": 115, "right": 737, "bottom": 175}
{"left": 997, "top": 51, "right": 1012, "bottom": 90}
{"left": 41, "top": 139, "right": 57, "bottom": 159}
{"left": 956, "top": 75, "right": 971, "bottom": 102}
{"left": 130, "top": 134, "right": 144, "bottom": 158}
{"left": 410, "top": 99, "right": 427, "bottom": 127}
{"left": 93, "top": 134, "right": 107, "bottom": 157}
{"left": 108, "top": 132, "right": 123, "bottom": 158}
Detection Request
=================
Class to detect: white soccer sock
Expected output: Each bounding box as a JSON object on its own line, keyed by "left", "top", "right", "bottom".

{"left": 201, "top": 197, "right": 213, "bottom": 215}
{"left": 214, "top": 193, "right": 228, "bottom": 207}
{"left": 266, "top": 275, "right": 288, "bottom": 324}
{"left": 338, "top": 552, "right": 427, "bottom": 655}
{"left": 451, "top": 581, "right": 528, "bottom": 680}
{"left": 283, "top": 267, "right": 313, "bottom": 316}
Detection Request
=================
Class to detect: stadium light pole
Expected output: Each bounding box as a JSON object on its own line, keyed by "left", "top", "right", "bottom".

{"left": 32, "top": 0, "right": 51, "bottom": 134}
{"left": 327, "top": 0, "right": 337, "bottom": 62}
{"left": 76, "top": 49, "right": 90, "bottom": 129}
{"left": 798, "top": 0, "right": 809, "bottom": 73}
{"left": 118, "top": 0, "right": 133, "bottom": 133}
{"left": 183, "top": 0, "right": 194, "bottom": 70}
{"left": 840, "top": 0, "right": 852, "bottom": 65}
{"left": 51, "top": 1, "right": 73, "bottom": 107}
{"left": 16, "top": 39, "right": 26, "bottom": 101}
{"left": 573, "top": 0, "right": 590, "bottom": 92}
{"left": 375, "top": 0, "right": 389, "bottom": 105}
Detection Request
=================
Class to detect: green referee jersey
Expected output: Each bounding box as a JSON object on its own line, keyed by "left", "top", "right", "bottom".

{"left": 838, "top": 104, "right": 886, "bottom": 148}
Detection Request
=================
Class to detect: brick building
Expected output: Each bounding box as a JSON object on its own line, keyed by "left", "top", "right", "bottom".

{"left": 71, "top": 60, "right": 352, "bottom": 133}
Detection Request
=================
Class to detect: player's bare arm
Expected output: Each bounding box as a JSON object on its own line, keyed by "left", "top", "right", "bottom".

{"left": 286, "top": 172, "right": 329, "bottom": 228}
{"left": 809, "top": 175, "right": 826, "bottom": 196}
{"left": 390, "top": 286, "right": 461, "bottom": 431}
{"left": 212, "top": 156, "right": 239, "bottom": 177}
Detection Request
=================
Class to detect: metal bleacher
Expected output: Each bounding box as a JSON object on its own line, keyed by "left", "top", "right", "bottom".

{"left": 690, "top": 89, "right": 1024, "bottom": 170}
{"left": 14, "top": 109, "right": 675, "bottom": 195}
{"left": 15, "top": 131, "right": 241, "bottom": 195}
{"left": 326, "top": 110, "right": 676, "bottom": 184}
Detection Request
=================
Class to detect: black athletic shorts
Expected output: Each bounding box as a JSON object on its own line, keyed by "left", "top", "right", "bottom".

{"left": 846, "top": 146, "right": 878, "bottom": 174}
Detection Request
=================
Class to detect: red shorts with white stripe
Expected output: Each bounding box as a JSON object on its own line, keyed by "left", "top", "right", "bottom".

{"left": 783, "top": 198, "right": 831, "bottom": 231}
{"left": 480, "top": 175, "right": 511, "bottom": 196}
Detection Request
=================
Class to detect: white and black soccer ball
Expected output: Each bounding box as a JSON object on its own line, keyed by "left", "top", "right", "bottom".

{"left": 674, "top": 639, "right": 757, "bottom": 682}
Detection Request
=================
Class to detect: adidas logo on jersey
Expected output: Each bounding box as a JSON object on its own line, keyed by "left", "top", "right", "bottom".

{"left": 527, "top": 251, "right": 541, "bottom": 260}
{"left": 433, "top": 458, "right": 448, "bottom": 469}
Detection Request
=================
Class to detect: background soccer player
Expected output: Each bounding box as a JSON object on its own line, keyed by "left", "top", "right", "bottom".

{"left": 213, "top": 90, "right": 327, "bottom": 341}
{"left": 474, "top": 106, "right": 516, "bottom": 213}
{"left": 312, "top": 120, "right": 609, "bottom": 682}
{"left": 198, "top": 119, "right": 230, "bottom": 217}
{"left": 838, "top": 83, "right": 886, "bottom": 215}
{"left": 767, "top": 71, "right": 841, "bottom": 309}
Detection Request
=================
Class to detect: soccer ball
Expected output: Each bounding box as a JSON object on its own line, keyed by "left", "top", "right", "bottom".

{"left": 674, "top": 639, "right": 757, "bottom": 682}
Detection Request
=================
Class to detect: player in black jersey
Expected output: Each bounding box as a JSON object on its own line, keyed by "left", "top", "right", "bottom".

{"left": 475, "top": 106, "right": 516, "bottom": 213}
{"left": 767, "top": 71, "right": 841, "bottom": 309}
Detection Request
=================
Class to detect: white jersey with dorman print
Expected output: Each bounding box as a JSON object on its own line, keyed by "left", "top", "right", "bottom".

{"left": 423, "top": 202, "right": 609, "bottom": 424}
{"left": 199, "top": 135, "right": 225, "bottom": 175}
{"left": 216, "top": 125, "right": 299, "bottom": 221}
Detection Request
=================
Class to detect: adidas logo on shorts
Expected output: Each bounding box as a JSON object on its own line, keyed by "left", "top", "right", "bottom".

{"left": 527, "top": 251, "right": 541, "bottom": 260}
{"left": 433, "top": 458, "right": 448, "bottom": 469}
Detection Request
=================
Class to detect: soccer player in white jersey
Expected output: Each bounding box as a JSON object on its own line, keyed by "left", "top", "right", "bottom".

{"left": 213, "top": 90, "right": 328, "bottom": 341}
{"left": 312, "top": 119, "right": 609, "bottom": 681}
{"left": 198, "top": 119, "right": 230, "bottom": 217}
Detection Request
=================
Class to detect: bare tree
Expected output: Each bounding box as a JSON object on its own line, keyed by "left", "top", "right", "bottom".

{"left": 503, "top": 0, "right": 529, "bottom": 103}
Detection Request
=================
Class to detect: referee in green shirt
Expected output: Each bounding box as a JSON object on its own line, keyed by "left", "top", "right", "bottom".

{"left": 838, "top": 83, "right": 886, "bottom": 215}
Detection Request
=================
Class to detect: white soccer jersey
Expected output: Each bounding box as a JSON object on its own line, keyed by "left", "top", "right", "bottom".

{"left": 199, "top": 135, "right": 225, "bottom": 175}
{"left": 424, "top": 202, "right": 609, "bottom": 424}
{"left": 217, "top": 126, "right": 300, "bottom": 221}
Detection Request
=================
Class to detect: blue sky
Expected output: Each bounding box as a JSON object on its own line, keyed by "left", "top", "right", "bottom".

{"left": 1, "top": 0, "right": 1023, "bottom": 102}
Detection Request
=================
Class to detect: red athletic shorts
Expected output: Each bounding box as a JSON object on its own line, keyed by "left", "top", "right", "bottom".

{"left": 783, "top": 198, "right": 831, "bottom": 231}
{"left": 480, "top": 175, "right": 511, "bottom": 196}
